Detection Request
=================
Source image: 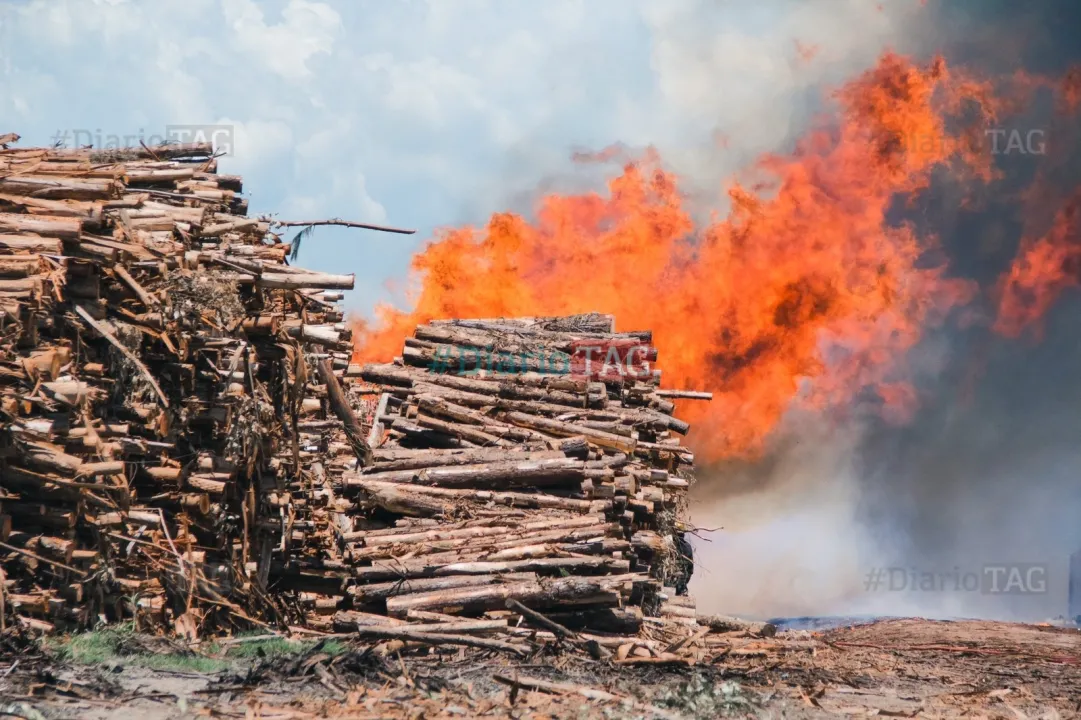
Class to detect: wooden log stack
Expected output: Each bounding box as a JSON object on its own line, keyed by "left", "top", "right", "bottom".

{"left": 0, "top": 133, "right": 733, "bottom": 659}
{"left": 318, "top": 313, "right": 705, "bottom": 638}
{"left": 0, "top": 133, "right": 368, "bottom": 634}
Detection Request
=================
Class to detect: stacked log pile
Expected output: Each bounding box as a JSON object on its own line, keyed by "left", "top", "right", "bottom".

{"left": 0, "top": 133, "right": 745, "bottom": 661}
{"left": 0, "top": 134, "right": 367, "bottom": 634}
{"left": 335, "top": 313, "right": 706, "bottom": 640}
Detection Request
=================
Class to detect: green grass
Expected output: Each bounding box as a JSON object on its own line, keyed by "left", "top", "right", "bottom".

{"left": 49, "top": 623, "right": 137, "bottom": 665}
{"left": 48, "top": 624, "right": 348, "bottom": 674}
{"left": 224, "top": 636, "right": 347, "bottom": 660}
{"left": 139, "top": 652, "right": 231, "bottom": 673}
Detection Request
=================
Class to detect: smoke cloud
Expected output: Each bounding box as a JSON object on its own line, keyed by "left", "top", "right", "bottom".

{"left": 689, "top": 0, "right": 1081, "bottom": 623}
{"left": 481, "top": 0, "right": 929, "bottom": 220}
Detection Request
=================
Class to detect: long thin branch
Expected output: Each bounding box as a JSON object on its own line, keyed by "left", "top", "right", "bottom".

{"left": 73, "top": 304, "right": 170, "bottom": 408}
{"left": 492, "top": 675, "right": 682, "bottom": 720}
{"left": 0, "top": 541, "right": 87, "bottom": 577}
{"left": 273, "top": 218, "right": 416, "bottom": 235}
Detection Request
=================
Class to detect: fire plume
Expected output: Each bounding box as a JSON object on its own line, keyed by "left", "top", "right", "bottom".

{"left": 995, "top": 190, "right": 1081, "bottom": 338}
{"left": 353, "top": 53, "right": 1039, "bottom": 460}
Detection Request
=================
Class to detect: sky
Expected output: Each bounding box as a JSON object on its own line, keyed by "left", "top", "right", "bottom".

{"left": 0, "top": 0, "right": 924, "bottom": 316}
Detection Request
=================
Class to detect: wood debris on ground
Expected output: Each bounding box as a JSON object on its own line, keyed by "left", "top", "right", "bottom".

{"left": 3, "top": 617, "right": 1078, "bottom": 719}
{"left": 0, "top": 133, "right": 763, "bottom": 664}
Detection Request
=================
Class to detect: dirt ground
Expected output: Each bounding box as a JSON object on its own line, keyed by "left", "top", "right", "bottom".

{"left": 1, "top": 617, "right": 1078, "bottom": 719}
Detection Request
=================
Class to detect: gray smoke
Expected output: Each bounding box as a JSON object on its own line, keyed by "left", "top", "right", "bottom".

{"left": 688, "top": 0, "right": 1081, "bottom": 622}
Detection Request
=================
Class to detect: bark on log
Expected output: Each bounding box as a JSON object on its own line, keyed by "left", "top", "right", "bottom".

{"left": 351, "top": 479, "right": 599, "bottom": 515}
{"left": 0, "top": 175, "right": 120, "bottom": 201}
{"left": 385, "top": 573, "right": 641, "bottom": 616}
{"left": 255, "top": 272, "right": 355, "bottom": 290}
{"left": 318, "top": 357, "right": 372, "bottom": 467}
{"left": 345, "top": 457, "right": 587, "bottom": 490}
{"left": 347, "top": 572, "right": 537, "bottom": 605}
{"left": 500, "top": 412, "right": 637, "bottom": 453}
{"left": 0, "top": 235, "right": 63, "bottom": 253}
{"left": 696, "top": 613, "right": 777, "bottom": 637}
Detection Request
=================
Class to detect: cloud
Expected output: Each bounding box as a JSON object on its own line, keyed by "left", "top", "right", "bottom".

{"left": 221, "top": 0, "right": 341, "bottom": 82}
{"left": 2, "top": 0, "right": 931, "bottom": 313}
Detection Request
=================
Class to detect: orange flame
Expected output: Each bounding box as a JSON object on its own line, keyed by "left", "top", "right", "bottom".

{"left": 992, "top": 67, "right": 1081, "bottom": 338}
{"left": 353, "top": 53, "right": 1049, "bottom": 460}
{"left": 995, "top": 190, "right": 1081, "bottom": 338}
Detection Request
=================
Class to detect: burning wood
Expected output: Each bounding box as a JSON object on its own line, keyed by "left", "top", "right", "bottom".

{"left": 0, "top": 134, "right": 738, "bottom": 661}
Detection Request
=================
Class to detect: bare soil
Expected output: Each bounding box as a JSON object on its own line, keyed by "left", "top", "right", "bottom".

{"left": 2, "top": 618, "right": 1078, "bottom": 719}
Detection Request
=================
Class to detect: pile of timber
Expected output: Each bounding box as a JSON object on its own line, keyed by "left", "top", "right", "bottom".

{"left": 0, "top": 132, "right": 752, "bottom": 659}
{"left": 0, "top": 133, "right": 370, "bottom": 634}
{"left": 334, "top": 313, "right": 709, "bottom": 644}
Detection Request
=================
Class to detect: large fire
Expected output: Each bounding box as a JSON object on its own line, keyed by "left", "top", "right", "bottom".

{"left": 353, "top": 52, "right": 1081, "bottom": 461}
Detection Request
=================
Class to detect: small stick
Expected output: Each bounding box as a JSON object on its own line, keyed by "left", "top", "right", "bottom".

{"left": 157, "top": 508, "right": 186, "bottom": 573}
{"left": 492, "top": 674, "right": 682, "bottom": 720}
{"left": 351, "top": 625, "right": 529, "bottom": 656}
{"left": 505, "top": 598, "right": 576, "bottom": 639}
{"left": 0, "top": 565, "right": 6, "bottom": 632}
{"left": 655, "top": 389, "right": 713, "bottom": 400}
{"left": 664, "top": 625, "right": 711, "bottom": 654}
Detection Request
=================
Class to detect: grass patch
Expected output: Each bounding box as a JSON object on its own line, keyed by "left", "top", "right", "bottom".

{"left": 49, "top": 623, "right": 137, "bottom": 665}
{"left": 47, "top": 624, "right": 346, "bottom": 674}
{"left": 224, "top": 636, "right": 347, "bottom": 660}
{"left": 139, "top": 653, "right": 230, "bottom": 673}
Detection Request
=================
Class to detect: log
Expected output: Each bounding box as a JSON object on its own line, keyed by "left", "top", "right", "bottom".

{"left": 40, "top": 380, "right": 102, "bottom": 406}
{"left": 385, "top": 573, "right": 641, "bottom": 616}
{"left": 501, "top": 412, "right": 637, "bottom": 453}
{"left": 546, "top": 606, "right": 643, "bottom": 634}
{"left": 343, "top": 515, "right": 602, "bottom": 546}
{"left": 696, "top": 613, "right": 777, "bottom": 637}
{"left": 654, "top": 389, "right": 712, "bottom": 400}
{"left": 0, "top": 175, "right": 119, "bottom": 201}
{"left": 112, "top": 264, "right": 157, "bottom": 307}
{"left": 318, "top": 358, "right": 372, "bottom": 467}
{"left": 347, "top": 572, "right": 537, "bottom": 605}
{"left": 0, "top": 212, "right": 82, "bottom": 240}
{"left": 0, "top": 235, "right": 63, "bottom": 253}
{"left": 393, "top": 619, "right": 507, "bottom": 634}
{"left": 256, "top": 272, "right": 354, "bottom": 290}
{"left": 19, "top": 443, "right": 84, "bottom": 475}
{"left": 200, "top": 219, "right": 260, "bottom": 237}
{"left": 345, "top": 457, "right": 587, "bottom": 490}
{"left": 273, "top": 218, "right": 415, "bottom": 235}
{"left": 0, "top": 256, "right": 43, "bottom": 278}
{"left": 286, "top": 323, "right": 348, "bottom": 349}
{"left": 77, "top": 461, "right": 125, "bottom": 478}
{"left": 354, "top": 557, "right": 631, "bottom": 584}
{"left": 411, "top": 414, "right": 507, "bottom": 446}
{"left": 351, "top": 479, "right": 599, "bottom": 515}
